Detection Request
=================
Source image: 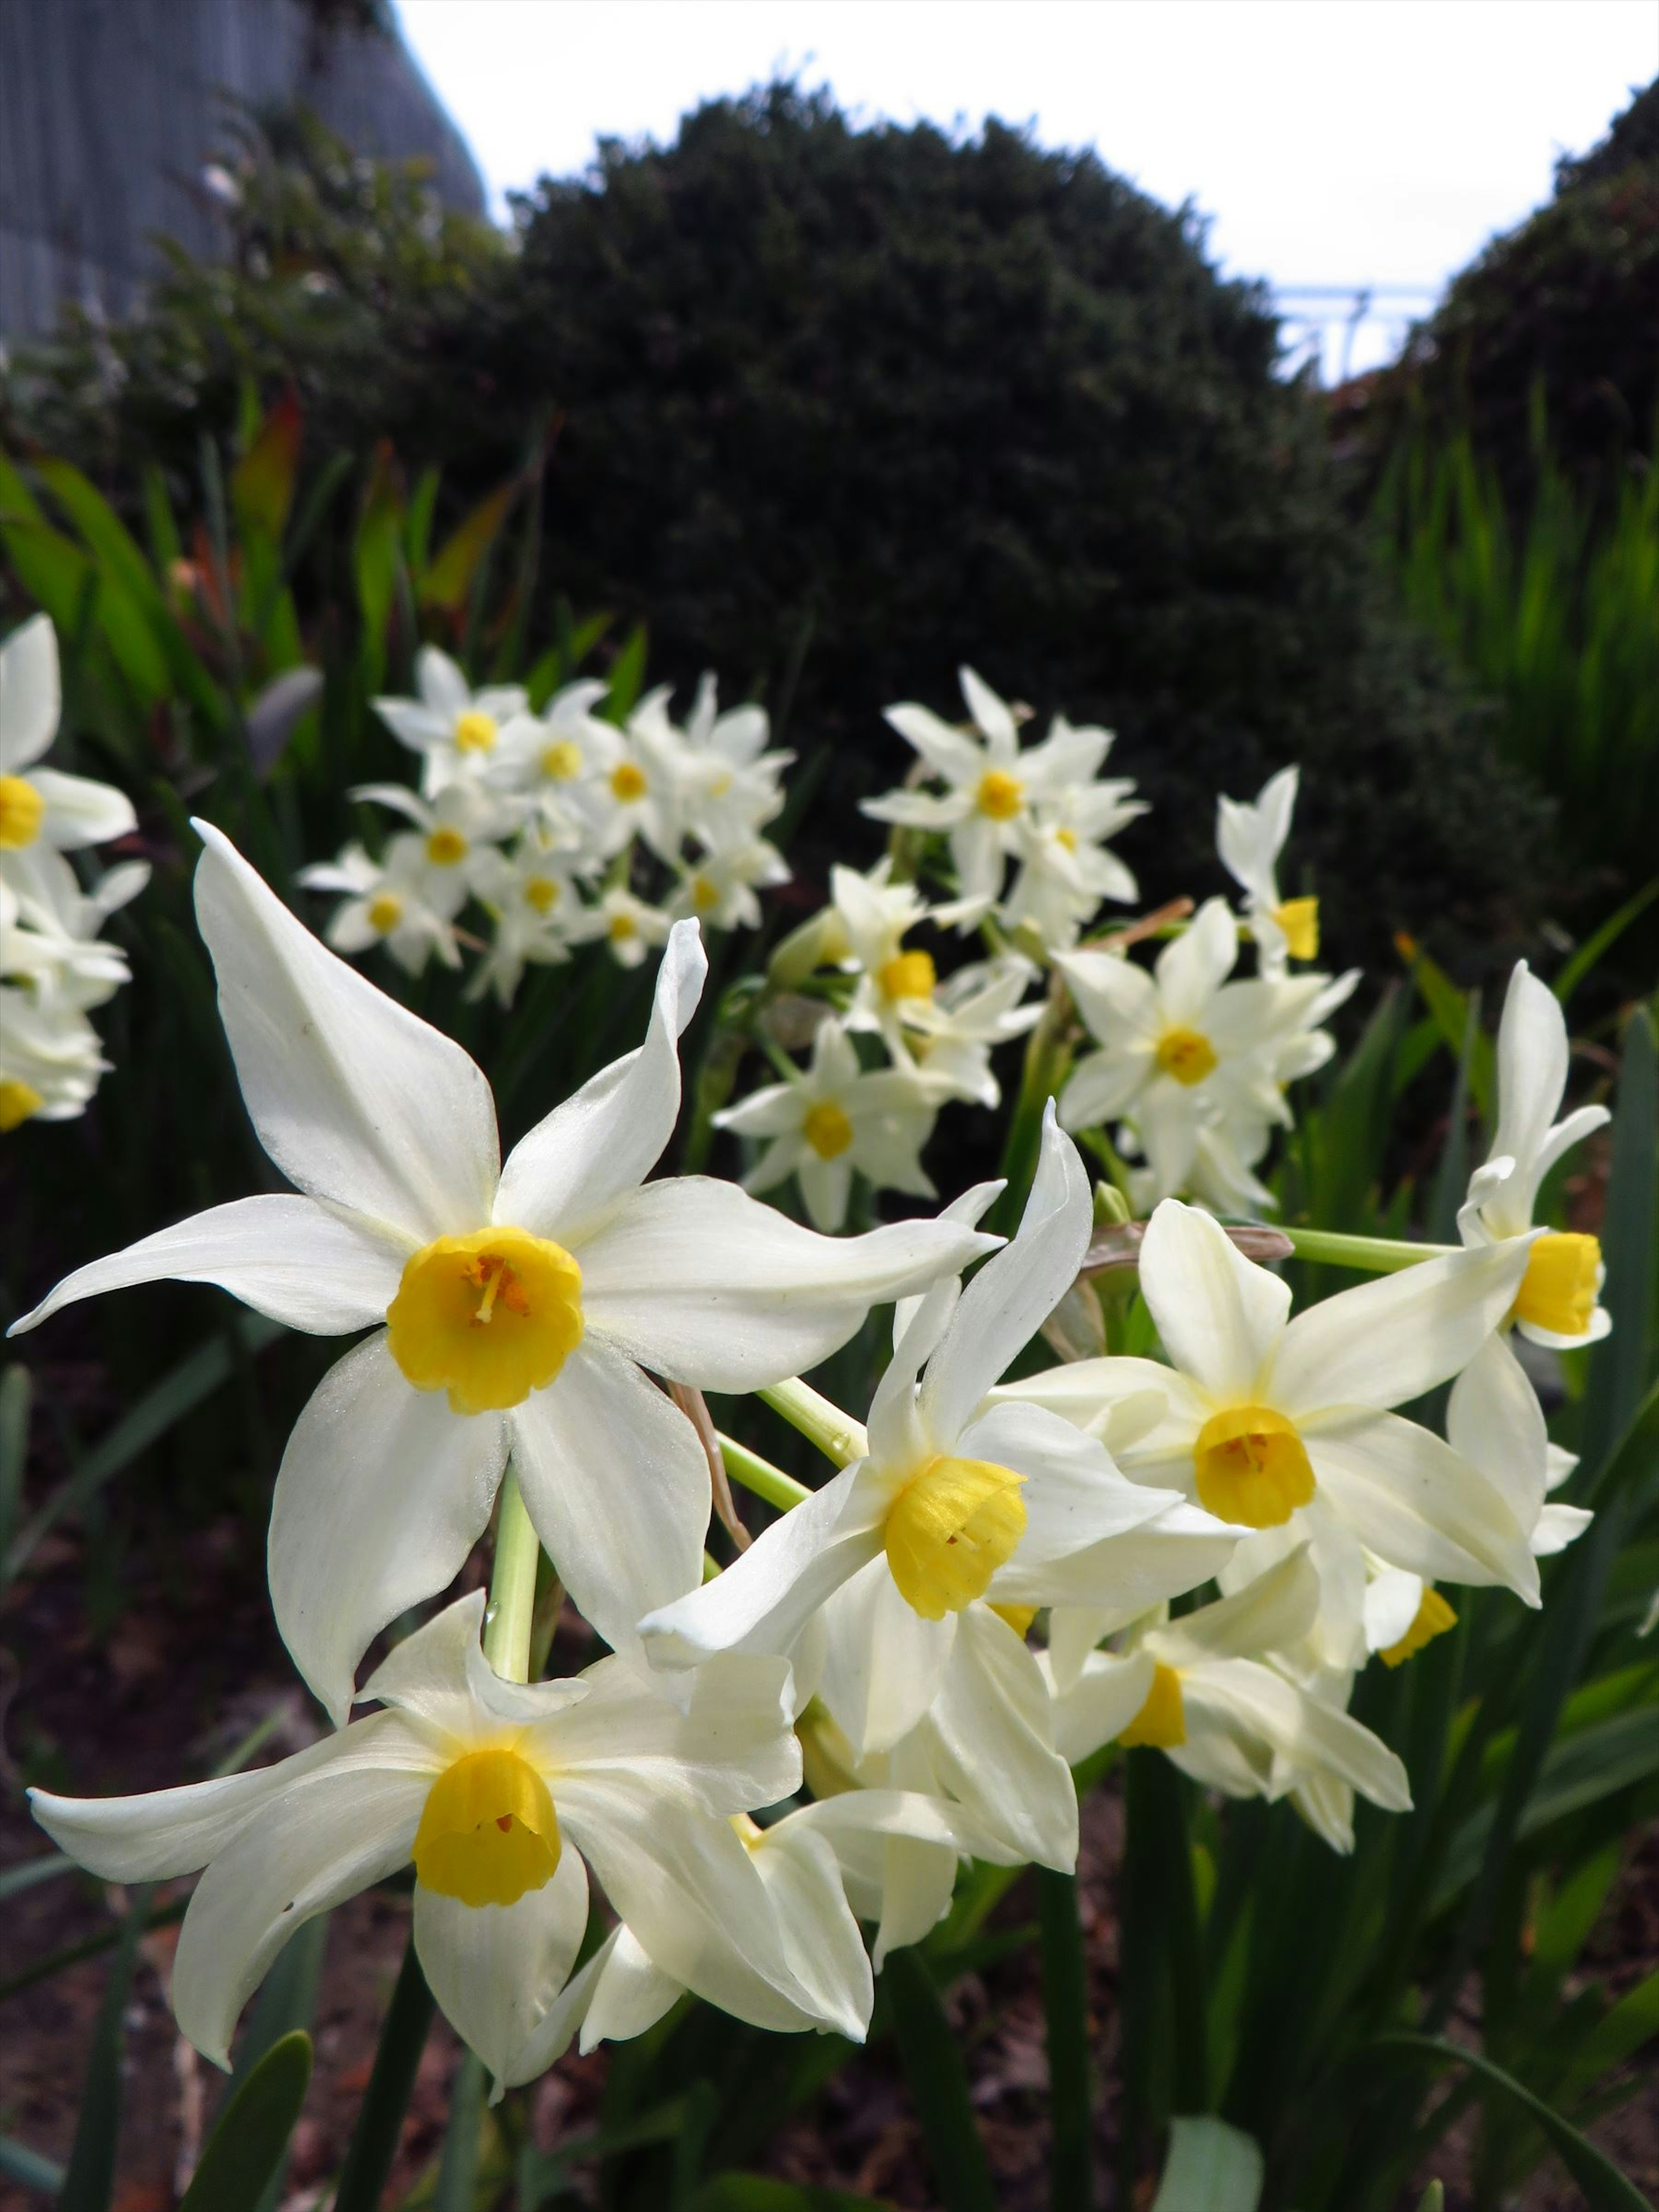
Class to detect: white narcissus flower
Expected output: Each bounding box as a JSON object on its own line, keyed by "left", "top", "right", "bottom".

{"left": 0, "top": 982, "right": 107, "bottom": 1127}
{"left": 1055, "top": 899, "right": 1349, "bottom": 1203}
{"left": 1042, "top": 1548, "right": 1411, "bottom": 1853}
{"left": 1001, "top": 1198, "right": 1544, "bottom": 1607}
{"left": 651, "top": 674, "right": 794, "bottom": 852}
{"left": 348, "top": 781, "right": 517, "bottom": 917}
{"left": 830, "top": 861, "right": 942, "bottom": 1056}
{"left": 715, "top": 1016, "right": 949, "bottom": 1233}
{"left": 488, "top": 678, "right": 613, "bottom": 825}
{"left": 0, "top": 615, "right": 137, "bottom": 873}
{"left": 643, "top": 1114, "right": 1241, "bottom": 1868}
{"left": 1001, "top": 782, "right": 1146, "bottom": 951}
{"left": 1, "top": 854, "right": 144, "bottom": 1014}
{"left": 667, "top": 837, "right": 791, "bottom": 934}
{"left": 298, "top": 840, "right": 462, "bottom": 976}
{"left": 10, "top": 827, "right": 997, "bottom": 1721}
{"left": 561, "top": 884, "right": 674, "bottom": 969}
{"left": 373, "top": 645, "right": 528, "bottom": 797}
{"left": 864, "top": 670, "right": 1116, "bottom": 923}
{"left": 30, "top": 1592, "right": 816, "bottom": 2088}
{"left": 1459, "top": 960, "right": 1611, "bottom": 1351}
{"left": 1216, "top": 766, "right": 1319, "bottom": 974}
{"left": 896, "top": 957, "right": 1043, "bottom": 1109}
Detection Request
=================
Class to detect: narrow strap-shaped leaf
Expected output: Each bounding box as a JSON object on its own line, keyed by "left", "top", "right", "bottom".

{"left": 882, "top": 1947, "right": 998, "bottom": 2212}
{"left": 178, "top": 2032, "right": 312, "bottom": 2212}
{"left": 1036, "top": 1868, "right": 1093, "bottom": 2212}
{"left": 1148, "top": 2115, "right": 1263, "bottom": 2212}
{"left": 432, "top": 2047, "right": 487, "bottom": 2212}
{"left": 0, "top": 1362, "right": 30, "bottom": 1585}
{"left": 222, "top": 1913, "right": 329, "bottom": 2212}
{"left": 1372, "top": 2033, "right": 1650, "bottom": 2212}
{"left": 54, "top": 1885, "right": 152, "bottom": 2212}
{"left": 331, "top": 1934, "right": 435, "bottom": 2212}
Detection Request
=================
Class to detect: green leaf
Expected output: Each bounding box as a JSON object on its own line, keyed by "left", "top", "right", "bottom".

{"left": 222, "top": 1914, "right": 329, "bottom": 2212}
{"left": 882, "top": 1948, "right": 998, "bottom": 2212}
{"left": 1036, "top": 1868, "right": 1093, "bottom": 2212}
{"left": 432, "top": 2048, "right": 486, "bottom": 2212}
{"left": 178, "top": 2032, "right": 312, "bottom": 2212}
{"left": 1148, "top": 2116, "right": 1263, "bottom": 2212}
{"left": 518, "top": 2096, "right": 694, "bottom": 2209}
{"left": 0, "top": 1362, "right": 29, "bottom": 1583}
{"left": 1553, "top": 877, "right": 1659, "bottom": 1007}
{"left": 0, "top": 2137, "right": 63, "bottom": 2195}
{"left": 54, "top": 1886, "right": 153, "bottom": 2212}
{"left": 3, "top": 1313, "right": 283, "bottom": 1583}
{"left": 1373, "top": 2033, "right": 1650, "bottom": 2212}
{"left": 331, "top": 1936, "right": 435, "bottom": 2212}
{"left": 1415, "top": 2187, "right": 1446, "bottom": 2212}
{"left": 686, "top": 2180, "right": 899, "bottom": 2210}
{"left": 419, "top": 478, "right": 516, "bottom": 613}
{"left": 1555, "top": 1969, "right": 1659, "bottom": 2109}
{"left": 603, "top": 621, "right": 649, "bottom": 724}
{"left": 230, "top": 392, "right": 303, "bottom": 541}
{"left": 0, "top": 1852, "right": 72, "bottom": 1904}
{"left": 1397, "top": 938, "right": 1495, "bottom": 1122}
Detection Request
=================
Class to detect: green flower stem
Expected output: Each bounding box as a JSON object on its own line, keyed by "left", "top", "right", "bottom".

{"left": 758, "top": 1378, "right": 868, "bottom": 1467}
{"left": 1283, "top": 1226, "right": 1456, "bottom": 1274}
{"left": 483, "top": 1470, "right": 540, "bottom": 1685}
{"left": 716, "top": 1432, "right": 813, "bottom": 1512}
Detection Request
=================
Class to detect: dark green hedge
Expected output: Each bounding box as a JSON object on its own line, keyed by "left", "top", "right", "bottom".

{"left": 4, "top": 86, "right": 1558, "bottom": 969}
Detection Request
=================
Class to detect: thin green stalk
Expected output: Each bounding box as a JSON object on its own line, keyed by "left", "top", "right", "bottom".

{"left": 1281, "top": 1227, "right": 1453, "bottom": 1274}
{"left": 757, "top": 1379, "right": 868, "bottom": 1467}
{"left": 715, "top": 1432, "right": 812, "bottom": 1512}
{"left": 1037, "top": 1868, "right": 1093, "bottom": 2211}
{"left": 483, "top": 1470, "right": 540, "bottom": 1684}
{"left": 331, "top": 1939, "right": 436, "bottom": 2212}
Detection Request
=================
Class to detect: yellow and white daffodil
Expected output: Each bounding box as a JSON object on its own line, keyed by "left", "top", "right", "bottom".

{"left": 1002, "top": 1198, "right": 1543, "bottom": 1605}
{"left": 298, "top": 839, "right": 464, "bottom": 976}
{"left": 560, "top": 881, "right": 675, "bottom": 969}
{"left": 373, "top": 645, "right": 528, "bottom": 797}
{"left": 893, "top": 955, "right": 1044, "bottom": 1109}
{"left": 1055, "top": 899, "right": 1349, "bottom": 1205}
{"left": 31, "top": 1592, "right": 815, "bottom": 2089}
{"left": 715, "top": 1014, "right": 950, "bottom": 1233}
{"left": 1216, "top": 766, "right": 1319, "bottom": 974}
{"left": 645, "top": 672, "right": 794, "bottom": 854}
{"left": 1459, "top": 960, "right": 1610, "bottom": 1351}
{"left": 10, "top": 827, "right": 995, "bottom": 1720}
{"left": 0, "top": 982, "right": 108, "bottom": 1127}
{"left": 1042, "top": 1548, "right": 1411, "bottom": 1853}
{"left": 829, "top": 859, "right": 942, "bottom": 1057}
{"left": 551, "top": 1786, "right": 997, "bottom": 2057}
{"left": 643, "top": 1116, "right": 1240, "bottom": 1748}
{"left": 0, "top": 853, "right": 146, "bottom": 1014}
{"left": 1001, "top": 780, "right": 1146, "bottom": 951}
{"left": 347, "top": 779, "right": 520, "bottom": 918}
{"left": 864, "top": 669, "right": 1118, "bottom": 923}
{"left": 668, "top": 836, "right": 792, "bottom": 935}
{"left": 0, "top": 614, "right": 137, "bottom": 877}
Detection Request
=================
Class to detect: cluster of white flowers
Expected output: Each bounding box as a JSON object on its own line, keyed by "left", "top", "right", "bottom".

{"left": 13, "top": 799, "right": 1608, "bottom": 2090}
{"left": 299, "top": 646, "right": 791, "bottom": 1004}
{"left": 0, "top": 617, "right": 146, "bottom": 1130}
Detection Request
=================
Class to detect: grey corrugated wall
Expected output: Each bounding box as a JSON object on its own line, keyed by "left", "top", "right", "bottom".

{"left": 0, "top": 0, "right": 486, "bottom": 338}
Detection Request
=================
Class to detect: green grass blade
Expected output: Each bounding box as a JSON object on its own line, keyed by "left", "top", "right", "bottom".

{"left": 1036, "top": 1868, "right": 1093, "bottom": 2212}
{"left": 1148, "top": 2115, "right": 1263, "bottom": 2211}
{"left": 1372, "top": 2034, "right": 1650, "bottom": 2212}
{"left": 53, "top": 1886, "right": 153, "bottom": 2212}
{"left": 432, "top": 2048, "right": 487, "bottom": 2212}
{"left": 0, "top": 1362, "right": 30, "bottom": 1578}
{"left": 882, "top": 1947, "right": 998, "bottom": 2212}
{"left": 0, "top": 2138, "right": 63, "bottom": 2195}
{"left": 1553, "top": 877, "right": 1659, "bottom": 1007}
{"left": 331, "top": 1936, "right": 435, "bottom": 2212}
{"left": 178, "top": 2031, "right": 312, "bottom": 2212}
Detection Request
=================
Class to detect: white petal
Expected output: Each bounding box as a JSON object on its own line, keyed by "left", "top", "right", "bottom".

{"left": 33, "top": 767, "right": 138, "bottom": 848}
{"left": 797, "top": 1150, "right": 854, "bottom": 1232}
{"left": 579, "top": 1176, "right": 995, "bottom": 1391}
{"left": 1363, "top": 1569, "right": 1424, "bottom": 1653}
{"left": 1045, "top": 1647, "right": 1157, "bottom": 1764}
{"left": 27, "top": 1709, "right": 432, "bottom": 1880}
{"left": 1306, "top": 1412, "right": 1540, "bottom": 1602}
{"left": 919, "top": 1107, "right": 1090, "bottom": 1445}
{"left": 192, "top": 823, "right": 499, "bottom": 1239}
{"left": 1054, "top": 948, "right": 1160, "bottom": 1046}
{"left": 883, "top": 702, "right": 984, "bottom": 785}
{"left": 962, "top": 1402, "right": 1174, "bottom": 1580}
{"left": 1445, "top": 1333, "right": 1548, "bottom": 1532}
{"left": 752, "top": 1824, "right": 873, "bottom": 2037}
{"left": 414, "top": 1848, "right": 589, "bottom": 2088}
{"left": 554, "top": 1787, "right": 811, "bottom": 2031}
{"left": 577, "top": 1926, "right": 683, "bottom": 2051}
{"left": 0, "top": 613, "right": 60, "bottom": 770}
{"left": 1268, "top": 1240, "right": 1531, "bottom": 1417}
{"left": 372, "top": 699, "right": 450, "bottom": 753}
{"left": 528, "top": 1649, "right": 799, "bottom": 1813}
{"left": 1189, "top": 1660, "right": 1411, "bottom": 1812}
{"left": 818, "top": 1558, "right": 957, "bottom": 1756}
{"left": 506, "top": 1933, "right": 619, "bottom": 2079}
{"left": 959, "top": 666, "right": 1017, "bottom": 748}
{"left": 493, "top": 920, "right": 704, "bottom": 1246}
{"left": 922, "top": 1610, "right": 1077, "bottom": 1869}
{"left": 1532, "top": 1503, "right": 1592, "bottom": 1556}
{"left": 1489, "top": 963, "right": 1568, "bottom": 1190}
{"left": 640, "top": 1467, "right": 884, "bottom": 1668}
{"left": 1156, "top": 1546, "right": 1319, "bottom": 1664}
{"left": 1138, "top": 1200, "right": 1289, "bottom": 1402}
{"left": 416, "top": 645, "right": 470, "bottom": 720}
{"left": 1155, "top": 898, "right": 1238, "bottom": 1022}
{"left": 172, "top": 1765, "right": 426, "bottom": 2066}
{"left": 268, "top": 1335, "right": 509, "bottom": 1726}
{"left": 361, "top": 1588, "right": 589, "bottom": 1741}
{"left": 509, "top": 1338, "right": 709, "bottom": 1667}
{"left": 1022, "top": 1499, "right": 1243, "bottom": 1619}
{"left": 8, "top": 1195, "right": 408, "bottom": 1338}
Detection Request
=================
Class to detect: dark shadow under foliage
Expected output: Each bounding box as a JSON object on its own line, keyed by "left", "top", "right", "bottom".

{"left": 6, "top": 83, "right": 1560, "bottom": 971}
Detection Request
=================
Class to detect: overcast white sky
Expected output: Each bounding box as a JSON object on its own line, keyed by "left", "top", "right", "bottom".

{"left": 397, "top": 0, "right": 1656, "bottom": 376}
